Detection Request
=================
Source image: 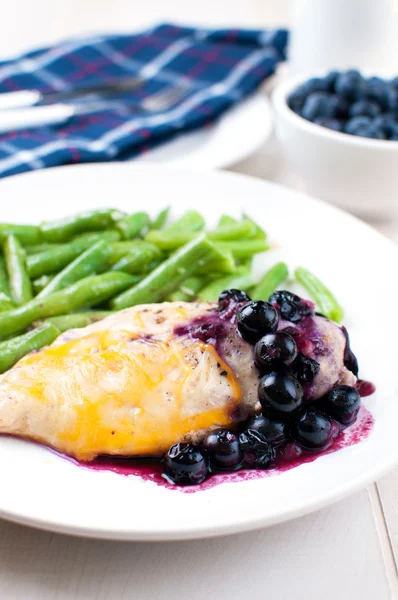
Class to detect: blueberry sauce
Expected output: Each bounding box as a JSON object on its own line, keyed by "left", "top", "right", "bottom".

{"left": 174, "top": 309, "right": 228, "bottom": 353}
{"left": 281, "top": 316, "right": 329, "bottom": 358}
{"left": 173, "top": 296, "right": 248, "bottom": 354}
{"left": 341, "top": 326, "right": 359, "bottom": 376}
{"left": 356, "top": 379, "right": 376, "bottom": 397}
{"left": 78, "top": 405, "right": 374, "bottom": 493}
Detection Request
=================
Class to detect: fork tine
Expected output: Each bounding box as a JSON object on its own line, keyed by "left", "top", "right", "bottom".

{"left": 142, "top": 87, "right": 187, "bottom": 112}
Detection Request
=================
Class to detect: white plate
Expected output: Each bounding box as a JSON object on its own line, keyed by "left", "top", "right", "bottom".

{"left": 0, "top": 163, "right": 397, "bottom": 541}
{"left": 136, "top": 93, "right": 272, "bottom": 168}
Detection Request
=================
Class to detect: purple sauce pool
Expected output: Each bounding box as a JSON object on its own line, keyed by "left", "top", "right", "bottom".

{"left": 356, "top": 379, "right": 376, "bottom": 397}
{"left": 76, "top": 404, "right": 374, "bottom": 493}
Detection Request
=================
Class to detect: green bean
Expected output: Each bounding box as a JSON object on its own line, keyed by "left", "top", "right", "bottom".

{"left": 111, "top": 242, "right": 162, "bottom": 274}
{"left": 145, "top": 231, "right": 188, "bottom": 250}
{"left": 3, "top": 235, "right": 33, "bottom": 305}
{"left": 116, "top": 212, "right": 150, "bottom": 240}
{"left": 168, "top": 277, "right": 207, "bottom": 302}
{"left": 294, "top": 267, "right": 344, "bottom": 323}
{"left": 37, "top": 241, "right": 112, "bottom": 298}
{"left": 25, "top": 243, "right": 62, "bottom": 255}
{"left": 239, "top": 256, "right": 254, "bottom": 270}
{"left": 40, "top": 208, "right": 126, "bottom": 243}
{"left": 111, "top": 234, "right": 220, "bottom": 310}
{"left": 146, "top": 221, "right": 255, "bottom": 251}
{"left": 211, "top": 221, "right": 256, "bottom": 241}
{"left": 0, "top": 255, "right": 11, "bottom": 298}
{"left": 217, "top": 215, "right": 238, "bottom": 227}
{"left": 151, "top": 207, "right": 170, "bottom": 229}
{"left": 107, "top": 241, "right": 145, "bottom": 265}
{"left": 0, "top": 323, "right": 60, "bottom": 373}
{"left": 0, "top": 292, "right": 14, "bottom": 312}
{"left": 242, "top": 213, "right": 267, "bottom": 240}
{"left": 0, "top": 224, "right": 41, "bottom": 246}
{"left": 140, "top": 259, "right": 163, "bottom": 274}
{"left": 195, "top": 249, "right": 235, "bottom": 275}
{"left": 251, "top": 262, "right": 289, "bottom": 300}
{"left": 27, "top": 231, "right": 120, "bottom": 278}
{"left": 165, "top": 210, "right": 205, "bottom": 233}
{"left": 215, "top": 239, "right": 269, "bottom": 259}
{"left": 32, "top": 275, "right": 54, "bottom": 294}
{"left": 72, "top": 231, "right": 121, "bottom": 244}
{"left": 0, "top": 272, "right": 135, "bottom": 340}
{"left": 37, "top": 311, "right": 113, "bottom": 333}
{"left": 197, "top": 267, "right": 255, "bottom": 302}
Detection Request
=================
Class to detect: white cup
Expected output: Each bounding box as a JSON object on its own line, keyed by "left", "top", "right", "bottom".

{"left": 289, "top": 0, "right": 397, "bottom": 75}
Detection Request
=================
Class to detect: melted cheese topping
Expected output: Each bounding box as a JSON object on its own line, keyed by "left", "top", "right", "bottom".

{"left": 8, "top": 327, "right": 241, "bottom": 460}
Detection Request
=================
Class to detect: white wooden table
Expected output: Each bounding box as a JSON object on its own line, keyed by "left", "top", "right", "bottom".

{"left": 0, "top": 2, "right": 398, "bottom": 598}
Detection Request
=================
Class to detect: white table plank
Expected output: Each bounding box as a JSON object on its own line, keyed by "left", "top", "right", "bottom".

{"left": 378, "top": 468, "right": 398, "bottom": 572}
{"left": 0, "top": 490, "right": 391, "bottom": 600}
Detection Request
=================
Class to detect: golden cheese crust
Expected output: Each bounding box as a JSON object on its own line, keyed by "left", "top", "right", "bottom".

{"left": 0, "top": 303, "right": 258, "bottom": 460}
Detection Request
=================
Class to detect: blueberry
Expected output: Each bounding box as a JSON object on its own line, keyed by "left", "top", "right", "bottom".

{"left": 391, "top": 76, "right": 398, "bottom": 90}
{"left": 288, "top": 94, "right": 306, "bottom": 114}
{"left": 356, "top": 125, "right": 385, "bottom": 139}
{"left": 387, "top": 87, "right": 398, "bottom": 115}
{"left": 334, "top": 97, "right": 350, "bottom": 119}
{"left": 313, "top": 117, "right": 343, "bottom": 131}
{"left": 163, "top": 443, "right": 209, "bottom": 485}
{"left": 348, "top": 100, "right": 381, "bottom": 118}
{"left": 294, "top": 81, "right": 315, "bottom": 97}
{"left": 372, "top": 114, "right": 397, "bottom": 137}
{"left": 237, "top": 300, "right": 279, "bottom": 344}
{"left": 288, "top": 81, "right": 313, "bottom": 113}
{"left": 291, "top": 410, "right": 333, "bottom": 450}
{"left": 202, "top": 429, "right": 243, "bottom": 471}
{"left": 246, "top": 413, "right": 287, "bottom": 446}
{"left": 305, "top": 76, "right": 330, "bottom": 93}
{"left": 344, "top": 116, "right": 372, "bottom": 135}
{"left": 255, "top": 332, "right": 297, "bottom": 369}
{"left": 301, "top": 92, "right": 337, "bottom": 121}
{"left": 218, "top": 288, "right": 251, "bottom": 312}
{"left": 335, "top": 70, "right": 365, "bottom": 101}
{"left": 322, "top": 385, "right": 361, "bottom": 425}
{"left": 322, "top": 70, "right": 339, "bottom": 92}
{"left": 269, "top": 290, "right": 312, "bottom": 323}
{"left": 239, "top": 429, "right": 275, "bottom": 468}
{"left": 291, "top": 353, "right": 320, "bottom": 384}
{"left": 258, "top": 369, "right": 303, "bottom": 415}
{"left": 344, "top": 117, "right": 385, "bottom": 139}
{"left": 365, "top": 76, "right": 389, "bottom": 108}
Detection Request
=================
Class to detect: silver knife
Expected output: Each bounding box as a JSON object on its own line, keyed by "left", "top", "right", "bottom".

{"left": 0, "top": 77, "right": 146, "bottom": 134}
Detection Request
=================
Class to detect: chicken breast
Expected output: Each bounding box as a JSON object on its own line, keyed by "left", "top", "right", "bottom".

{"left": 0, "top": 302, "right": 259, "bottom": 461}
{"left": 0, "top": 299, "right": 357, "bottom": 462}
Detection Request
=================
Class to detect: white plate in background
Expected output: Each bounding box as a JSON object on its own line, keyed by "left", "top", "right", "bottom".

{"left": 137, "top": 93, "right": 272, "bottom": 168}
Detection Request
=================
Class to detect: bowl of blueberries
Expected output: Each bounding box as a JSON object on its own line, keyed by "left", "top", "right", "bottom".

{"left": 272, "top": 69, "right": 398, "bottom": 216}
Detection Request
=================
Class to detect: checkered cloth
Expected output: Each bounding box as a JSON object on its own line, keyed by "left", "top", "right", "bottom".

{"left": 0, "top": 24, "right": 288, "bottom": 178}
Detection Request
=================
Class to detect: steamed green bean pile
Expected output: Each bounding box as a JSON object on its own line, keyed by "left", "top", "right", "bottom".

{"left": 0, "top": 207, "right": 342, "bottom": 373}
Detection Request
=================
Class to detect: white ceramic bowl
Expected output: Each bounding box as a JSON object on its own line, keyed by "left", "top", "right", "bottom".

{"left": 272, "top": 75, "right": 398, "bottom": 217}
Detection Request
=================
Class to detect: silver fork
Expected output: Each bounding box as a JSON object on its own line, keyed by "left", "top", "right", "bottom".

{"left": 0, "top": 85, "right": 190, "bottom": 133}
{"left": 136, "top": 86, "right": 189, "bottom": 112}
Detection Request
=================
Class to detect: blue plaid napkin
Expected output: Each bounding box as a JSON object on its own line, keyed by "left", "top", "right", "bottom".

{"left": 0, "top": 24, "right": 288, "bottom": 178}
